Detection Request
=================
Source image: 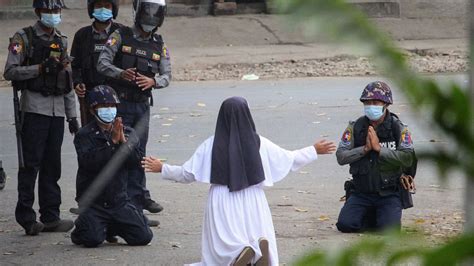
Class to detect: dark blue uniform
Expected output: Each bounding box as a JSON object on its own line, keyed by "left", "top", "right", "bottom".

{"left": 336, "top": 112, "right": 415, "bottom": 232}
{"left": 71, "top": 121, "right": 152, "bottom": 247}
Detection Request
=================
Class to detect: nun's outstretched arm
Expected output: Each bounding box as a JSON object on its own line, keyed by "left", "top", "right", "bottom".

{"left": 161, "top": 164, "right": 196, "bottom": 184}
{"left": 290, "top": 140, "right": 336, "bottom": 171}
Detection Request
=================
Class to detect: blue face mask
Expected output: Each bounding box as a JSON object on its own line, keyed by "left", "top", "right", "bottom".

{"left": 97, "top": 107, "right": 117, "bottom": 123}
{"left": 364, "top": 105, "right": 385, "bottom": 121}
{"left": 93, "top": 8, "right": 113, "bottom": 22}
{"left": 41, "top": 13, "right": 61, "bottom": 28}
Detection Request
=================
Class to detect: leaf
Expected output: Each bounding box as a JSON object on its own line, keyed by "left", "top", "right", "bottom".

{"left": 161, "top": 123, "right": 172, "bottom": 126}
{"left": 3, "top": 252, "right": 15, "bottom": 255}
{"left": 318, "top": 215, "right": 330, "bottom": 221}
{"left": 295, "top": 207, "right": 308, "bottom": 212}
{"left": 415, "top": 219, "right": 426, "bottom": 224}
{"left": 299, "top": 171, "right": 309, "bottom": 174}
{"left": 160, "top": 107, "right": 169, "bottom": 111}
{"left": 197, "top": 103, "right": 206, "bottom": 107}
{"left": 190, "top": 113, "right": 202, "bottom": 117}
{"left": 277, "top": 204, "right": 293, "bottom": 207}
{"left": 161, "top": 134, "right": 170, "bottom": 138}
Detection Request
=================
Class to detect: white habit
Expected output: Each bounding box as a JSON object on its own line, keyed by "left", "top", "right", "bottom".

{"left": 162, "top": 135, "right": 318, "bottom": 266}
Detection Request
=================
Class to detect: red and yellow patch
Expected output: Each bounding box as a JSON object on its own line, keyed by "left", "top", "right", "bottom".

{"left": 341, "top": 127, "right": 352, "bottom": 146}
{"left": 9, "top": 43, "right": 22, "bottom": 55}
{"left": 106, "top": 37, "right": 117, "bottom": 46}
{"left": 162, "top": 45, "right": 170, "bottom": 59}
{"left": 401, "top": 128, "right": 412, "bottom": 148}
{"left": 50, "top": 43, "right": 60, "bottom": 49}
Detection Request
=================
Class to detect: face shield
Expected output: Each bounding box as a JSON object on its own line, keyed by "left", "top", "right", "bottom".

{"left": 135, "top": 0, "right": 166, "bottom": 30}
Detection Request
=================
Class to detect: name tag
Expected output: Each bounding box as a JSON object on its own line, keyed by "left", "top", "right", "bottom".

{"left": 94, "top": 44, "right": 105, "bottom": 52}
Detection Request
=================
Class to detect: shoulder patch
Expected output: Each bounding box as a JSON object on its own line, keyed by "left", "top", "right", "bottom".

{"left": 400, "top": 127, "right": 413, "bottom": 148}
{"left": 106, "top": 37, "right": 117, "bottom": 46}
{"left": 9, "top": 33, "right": 25, "bottom": 55}
{"left": 341, "top": 126, "right": 353, "bottom": 147}
{"left": 162, "top": 44, "right": 170, "bottom": 59}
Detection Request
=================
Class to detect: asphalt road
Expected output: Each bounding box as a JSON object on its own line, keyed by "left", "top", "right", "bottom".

{"left": 0, "top": 76, "right": 466, "bottom": 265}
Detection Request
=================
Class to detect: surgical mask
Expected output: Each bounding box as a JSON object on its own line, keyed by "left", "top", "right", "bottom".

{"left": 97, "top": 107, "right": 117, "bottom": 123}
{"left": 93, "top": 8, "right": 113, "bottom": 22}
{"left": 41, "top": 13, "right": 61, "bottom": 28}
{"left": 364, "top": 105, "right": 385, "bottom": 121}
{"left": 141, "top": 24, "right": 156, "bottom": 33}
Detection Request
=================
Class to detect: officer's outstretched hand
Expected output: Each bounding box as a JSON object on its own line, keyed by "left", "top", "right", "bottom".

{"left": 68, "top": 117, "right": 80, "bottom": 135}
{"left": 136, "top": 72, "right": 155, "bottom": 91}
{"left": 314, "top": 139, "right": 336, "bottom": 154}
{"left": 142, "top": 156, "right": 163, "bottom": 173}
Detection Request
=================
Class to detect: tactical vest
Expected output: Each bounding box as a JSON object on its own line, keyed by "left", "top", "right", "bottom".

{"left": 349, "top": 112, "right": 403, "bottom": 194}
{"left": 13, "top": 26, "right": 70, "bottom": 96}
{"left": 77, "top": 23, "right": 121, "bottom": 89}
{"left": 107, "top": 26, "right": 163, "bottom": 103}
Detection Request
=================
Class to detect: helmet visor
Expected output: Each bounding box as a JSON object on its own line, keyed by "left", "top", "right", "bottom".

{"left": 136, "top": 2, "right": 166, "bottom": 27}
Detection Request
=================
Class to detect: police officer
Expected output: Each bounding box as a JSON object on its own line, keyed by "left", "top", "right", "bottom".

{"left": 335, "top": 81, "right": 416, "bottom": 232}
{"left": 71, "top": 85, "right": 153, "bottom": 247}
{"left": 97, "top": 0, "right": 170, "bottom": 223}
{"left": 3, "top": 0, "right": 78, "bottom": 235}
{"left": 69, "top": 0, "right": 123, "bottom": 215}
{"left": 71, "top": 0, "right": 122, "bottom": 126}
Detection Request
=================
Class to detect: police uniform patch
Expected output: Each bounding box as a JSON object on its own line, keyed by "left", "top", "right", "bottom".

{"left": 400, "top": 128, "right": 413, "bottom": 148}
{"left": 162, "top": 45, "right": 170, "bottom": 59}
{"left": 341, "top": 127, "right": 352, "bottom": 146}
{"left": 9, "top": 43, "right": 22, "bottom": 55}
{"left": 106, "top": 37, "right": 117, "bottom": 46}
{"left": 50, "top": 43, "right": 60, "bottom": 49}
{"left": 122, "top": 45, "right": 132, "bottom": 53}
{"left": 152, "top": 53, "right": 160, "bottom": 61}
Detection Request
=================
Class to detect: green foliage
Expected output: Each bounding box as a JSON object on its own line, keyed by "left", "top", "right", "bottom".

{"left": 293, "top": 231, "right": 474, "bottom": 266}
{"left": 274, "top": 0, "right": 474, "bottom": 179}
{"left": 273, "top": 0, "right": 474, "bottom": 265}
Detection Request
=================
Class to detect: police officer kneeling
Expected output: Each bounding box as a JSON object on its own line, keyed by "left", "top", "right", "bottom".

{"left": 71, "top": 85, "right": 152, "bottom": 247}
{"left": 335, "top": 81, "right": 416, "bottom": 232}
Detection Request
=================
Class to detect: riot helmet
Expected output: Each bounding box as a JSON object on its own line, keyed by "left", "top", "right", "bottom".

{"left": 33, "top": 0, "right": 65, "bottom": 9}
{"left": 86, "top": 85, "right": 120, "bottom": 108}
{"left": 133, "top": 0, "right": 167, "bottom": 32}
{"left": 88, "top": 0, "right": 119, "bottom": 20}
{"left": 360, "top": 81, "right": 393, "bottom": 105}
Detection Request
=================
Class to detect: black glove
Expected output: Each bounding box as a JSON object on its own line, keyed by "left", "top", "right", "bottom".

{"left": 67, "top": 118, "right": 80, "bottom": 135}
{"left": 42, "top": 57, "right": 64, "bottom": 75}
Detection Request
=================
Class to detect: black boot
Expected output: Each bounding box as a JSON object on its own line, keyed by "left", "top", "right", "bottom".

{"left": 42, "top": 219, "right": 74, "bottom": 232}
{"left": 0, "top": 161, "right": 6, "bottom": 190}
{"left": 144, "top": 199, "right": 163, "bottom": 213}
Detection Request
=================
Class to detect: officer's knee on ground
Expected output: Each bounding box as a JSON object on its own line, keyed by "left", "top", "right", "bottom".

{"left": 125, "top": 231, "right": 153, "bottom": 246}
{"left": 336, "top": 221, "right": 358, "bottom": 233}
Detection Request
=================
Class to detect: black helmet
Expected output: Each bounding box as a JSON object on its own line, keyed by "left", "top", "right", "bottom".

{"left": 86, "top": 85, "right": 120, "bottom": 108}
{"left": 33, "top": 0, "right": 65, "bottom": 9}
{"left": 133, "top": 0, "right": 167, "bottom": 31}
{"left": 87, "top": 0, "right": 119, "bottom": 19}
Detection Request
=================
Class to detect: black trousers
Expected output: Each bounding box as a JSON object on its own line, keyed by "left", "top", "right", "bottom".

{"left": 16, "top": 112, "right": 64, "bottom": 230}
{"left": 117, "top": 100, "right": 152, "bottom": 209}
{"left": 71, "top": 202, "right": 153, "bottom": 247}
{"left": 336, "top": 192, "right": 402, "bottom": 233}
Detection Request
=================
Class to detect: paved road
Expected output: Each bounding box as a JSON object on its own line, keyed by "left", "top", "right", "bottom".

{"left": 0, "top": 76, "right": 466, "bottom": 265}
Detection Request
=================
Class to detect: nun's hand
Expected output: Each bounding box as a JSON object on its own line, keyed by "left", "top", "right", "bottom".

{"left": 314, "top": 140, "right": 337, "bottom": 154}
{"left": 142, "top": 156, "right": 163, "bottom": 173}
